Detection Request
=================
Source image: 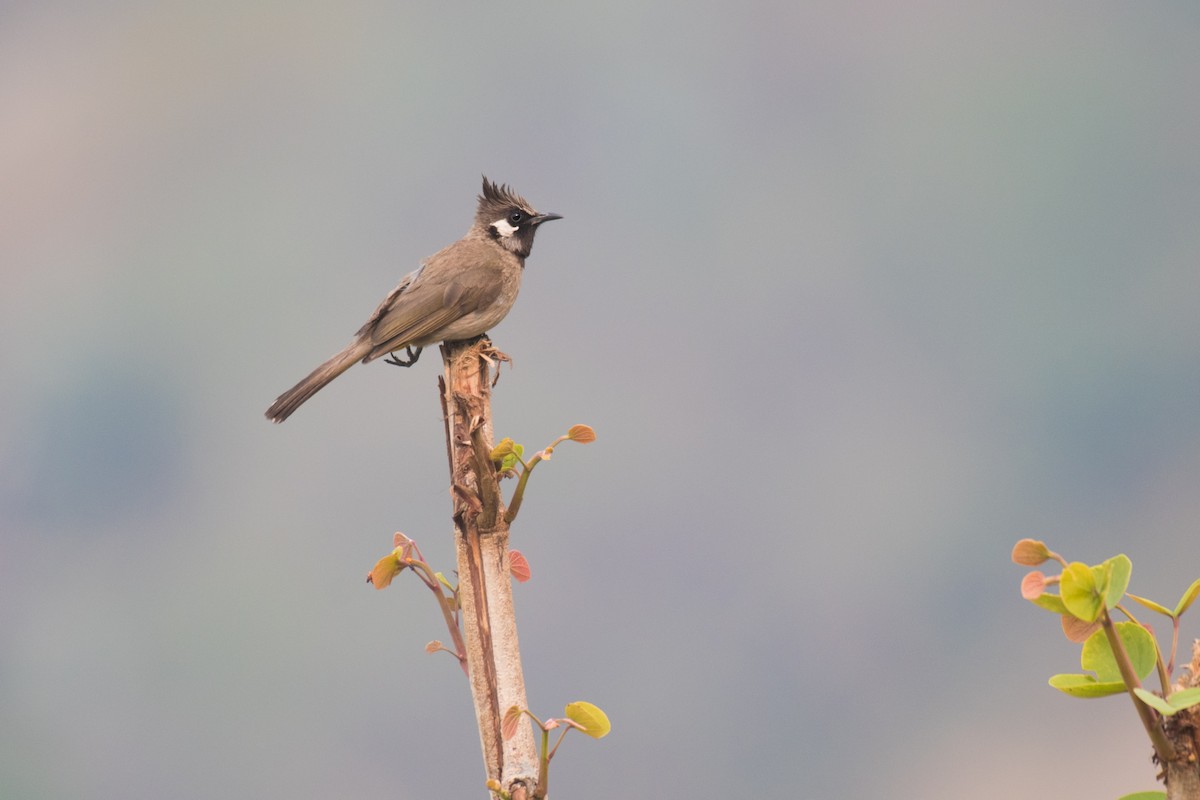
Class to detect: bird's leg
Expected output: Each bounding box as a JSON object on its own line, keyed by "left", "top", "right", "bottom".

{"left": 384, "top": 346, "right": 423, "bottom": 367}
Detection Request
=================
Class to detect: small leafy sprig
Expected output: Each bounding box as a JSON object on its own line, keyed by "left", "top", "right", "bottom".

{"left": 367, "top": 532, "right": 468, "bottom": 672}
{"left": 1012, "top": 538, "right": 1200, "bottom": 773}
{"left": 365, "top": 426, "right": 596, "bottom": 672}
{"left": 366, "top": 532, "right": 535, "bottom": 669}
{"left": 490, "top": 424, "right": 596, "bottom": 524}
{"left": 490, "top": 701, "right": 611, "bottom": 800}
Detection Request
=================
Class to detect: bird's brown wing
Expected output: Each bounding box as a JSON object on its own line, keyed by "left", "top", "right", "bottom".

{"left": 362, "top": 253, "right": 502, "bottom": 361}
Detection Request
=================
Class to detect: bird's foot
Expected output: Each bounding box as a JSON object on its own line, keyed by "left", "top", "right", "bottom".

{"left": 384, "top": 346, "right": 423, "bottom": 367}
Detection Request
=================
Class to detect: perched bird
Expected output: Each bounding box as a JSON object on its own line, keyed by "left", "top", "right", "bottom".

{"left": 265, "top": 177, "right": 561, "bottom": 423}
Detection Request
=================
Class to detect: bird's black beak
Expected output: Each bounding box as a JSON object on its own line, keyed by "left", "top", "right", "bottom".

{"left": 533, "top": 212, "right": 563, "bottom": 225}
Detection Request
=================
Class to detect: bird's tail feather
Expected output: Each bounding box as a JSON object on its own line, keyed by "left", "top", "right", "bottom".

{"left": 265, "top": 342, "right": 369, "bottom": 423}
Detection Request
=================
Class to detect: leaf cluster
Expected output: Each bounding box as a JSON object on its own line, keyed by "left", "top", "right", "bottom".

{"left": 490, "top": 424, "right": 596, "bottom": 524}
{"left": 494, "top": 701, "right": 611, "bottom": 800}
{"left": 1013, "top": 538, "right": 1200, "bottom": 793}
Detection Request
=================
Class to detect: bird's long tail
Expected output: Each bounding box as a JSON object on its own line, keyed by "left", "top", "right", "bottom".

{"left": 265, "top": 341, "right": 371, "bottom": 423}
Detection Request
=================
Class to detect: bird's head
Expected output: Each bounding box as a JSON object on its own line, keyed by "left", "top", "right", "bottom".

{"left": 475, "top": 177, "right": 562, "bottom": 259}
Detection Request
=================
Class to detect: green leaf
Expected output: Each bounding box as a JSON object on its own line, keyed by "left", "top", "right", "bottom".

{"left": 564, "top": 701, "right": 611, "bottom": 739}
{"left": 1126, "top": 593, "right": 1173, "bottom": 617}
{"left": 1133, "top": 688, "right": 1176, "bottom": 716}
{"left": 1103, "top": 554, "right": 1132, "bottom": 609}
{"left": 1173, "top": 578, "right": 1200, "bottom": 618}
{"left": 1130, "top": 687, "right": 1200, "bottom": 717}
{"left": 502, "top": 443, "right": 525, "bottom": 472}
{"left": 1061, "top": 562, "right": 1102, "bottom": 622}
{"left": 1048, "top": 674, "right": 1128, "bottom": 698}
{"left": 1163, "top": 687, "right": 1200, "bottom": 714}
{"left": 366, "top": 550, "right": 406, "bottom": 590}
{"left": 489, "top": 438, "right": 515, "bottom": 462}
{"left": 1132, "top": 687, "right": 1200, "bottom": 718}
{"left": 1116, "top": 792, "right": 1166, "bottom": 800}
{"left": 1091, "top": 563, "right": 1111, "bottom": 604}
{"left": 1031, "top": 593, "right": 1068, "bottom": 614}
{"left": 490, "top": 439, "right": 525, "bottom": 472}
{"left": 1081, "top": 622, "right": 1156, "bottom": 683}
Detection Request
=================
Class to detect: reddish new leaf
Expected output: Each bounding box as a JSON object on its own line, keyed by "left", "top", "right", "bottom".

{"left": 1061, "top": 613, "right": 1101, "bottom": 643}
{"left": 1021, "top": 571, "right": 1046, "bottom": 600}
{"left": 568, "top": 424, "right": 596, "bottom": 443}
{"left": 1012, "top": 539, "right": 1051, "bottom": 566}
{"left": 501, "top": 705, "right": 524, "bottom": 741}
{"left": 509, "top": 549, "right": 531, "bottom": 583}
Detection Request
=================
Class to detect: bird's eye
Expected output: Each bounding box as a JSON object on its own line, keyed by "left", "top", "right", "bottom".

{"left": 508, "top": 210, "right": 525, "bottom": 225}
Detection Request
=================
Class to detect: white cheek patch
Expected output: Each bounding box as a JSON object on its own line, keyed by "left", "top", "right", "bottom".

{"left": 490, "top": 218, "right": 518, "bottom": 238}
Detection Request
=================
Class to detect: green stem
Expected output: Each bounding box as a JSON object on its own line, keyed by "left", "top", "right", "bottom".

{"left": 501, "top": 434, "right": 574, "bottom": 525}
{"left": 1169, "top": 617, "right": 1180, "bottom": 677}
{"left": 532, "top": 728, "right": 550, "bottom": 800}
{"left": 1117, "top": 603, "right": 1173, "bottom": 696}
{"left": 504, "top": 455, "right": 543, "bottom": 524}
{"left": 1100, "top": 610, "right": 1176, "bottom": 761}
{"left": 547, "top": 726, "right": 571, "bottom": 761}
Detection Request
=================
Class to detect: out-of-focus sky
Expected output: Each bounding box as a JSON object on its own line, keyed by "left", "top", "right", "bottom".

{"left": 3, "top": 2, "right": 1199, "bottom": 798}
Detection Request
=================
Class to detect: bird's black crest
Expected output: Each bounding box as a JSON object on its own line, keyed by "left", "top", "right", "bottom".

{"left": 478, "top": 176, "right": 533, "bottom": 217}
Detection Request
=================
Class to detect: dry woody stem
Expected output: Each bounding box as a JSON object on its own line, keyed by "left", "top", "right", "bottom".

{"left": 1164, "top": 640, "right": 1200, "bottom": 800}
{"left": 439, "top": 339, "right": 538, "bottom": 797}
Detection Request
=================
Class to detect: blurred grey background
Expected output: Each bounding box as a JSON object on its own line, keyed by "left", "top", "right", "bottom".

{"left": 3, "top": 2, "right": 1199, "bottom": 798}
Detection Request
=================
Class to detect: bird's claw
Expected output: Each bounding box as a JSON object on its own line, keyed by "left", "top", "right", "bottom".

{"left": 385, "top": 346, "right": 423, "bottom": 367}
